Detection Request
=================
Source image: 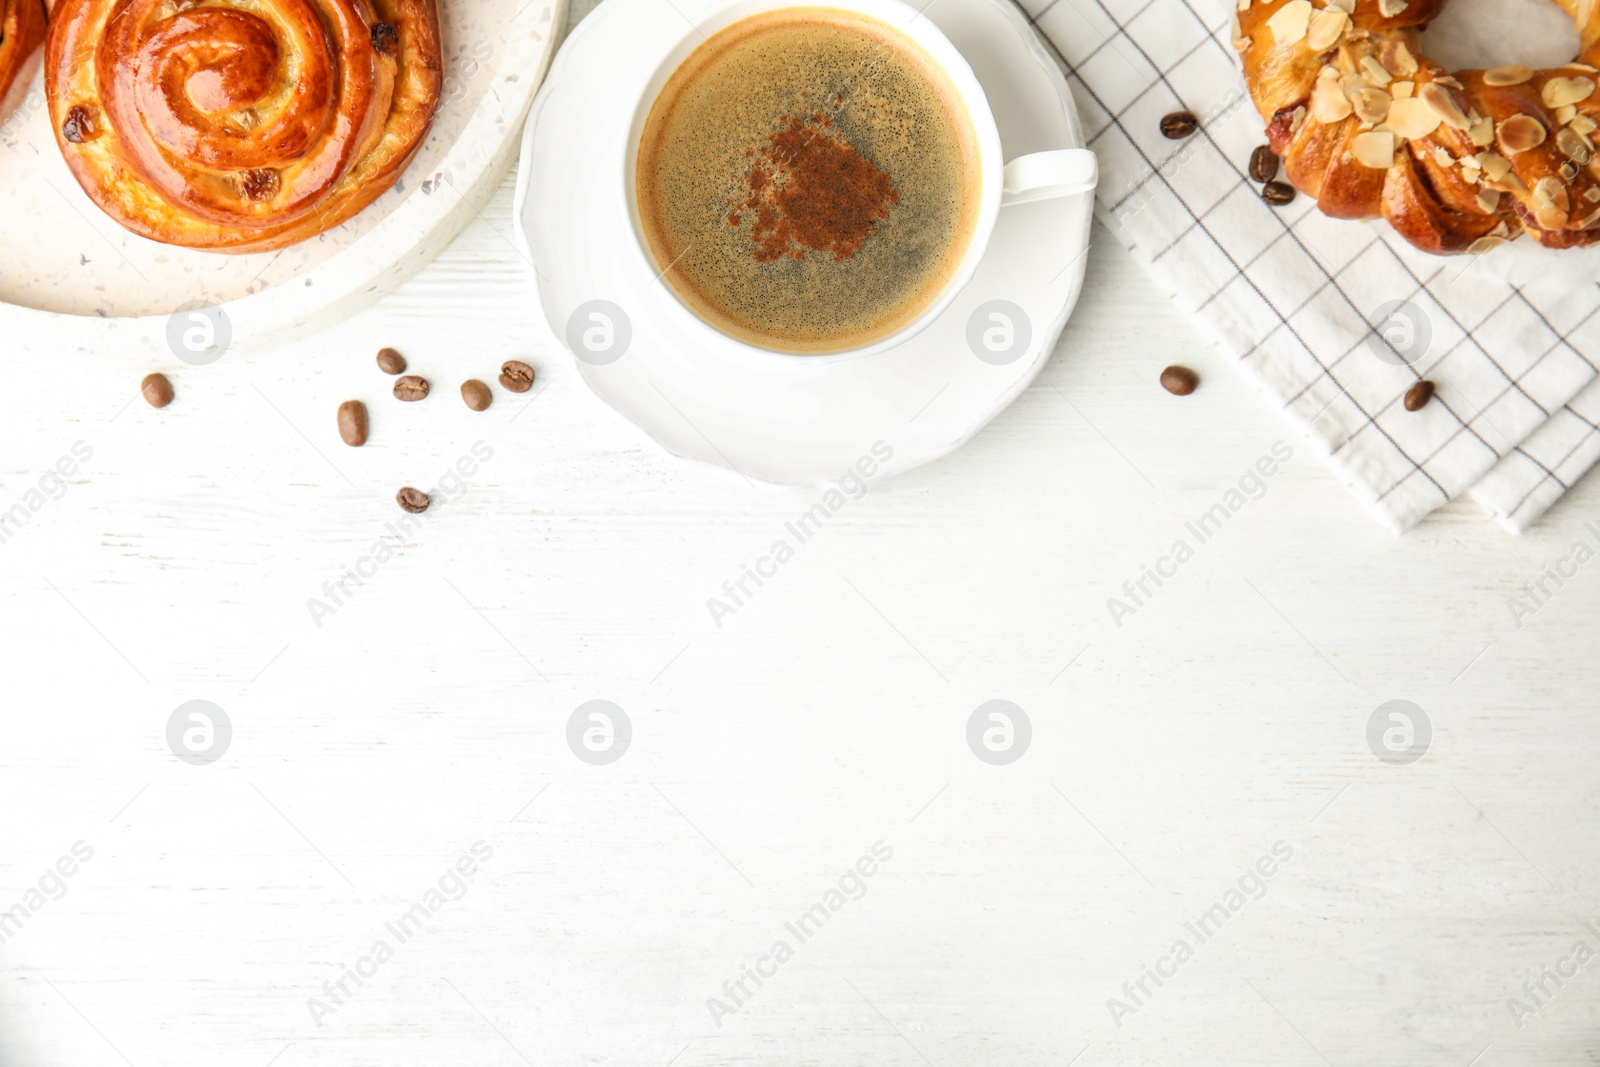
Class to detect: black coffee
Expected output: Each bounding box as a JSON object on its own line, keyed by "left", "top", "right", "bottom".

{"left": 635, "top": 7, "right": 982, "bottom": 353}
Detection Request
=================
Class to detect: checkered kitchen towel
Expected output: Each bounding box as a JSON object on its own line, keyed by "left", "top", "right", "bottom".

{"left": 1017, "top": 0, "right": 1600, "bottom": 531}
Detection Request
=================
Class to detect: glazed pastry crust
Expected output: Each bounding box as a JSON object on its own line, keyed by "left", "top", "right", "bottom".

{"left": 1236, "top": 0, "right": 1600, "bottom": 254}
{"left": 44, "top": 0, "right": 443, "bottom": 253}
{"left": 0, "top": 0, "right": 46, "bottom": 127}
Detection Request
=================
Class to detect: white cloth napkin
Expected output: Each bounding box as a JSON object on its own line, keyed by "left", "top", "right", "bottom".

{"left": 1019, "top": 0, "right": 1600, "bottom": 530}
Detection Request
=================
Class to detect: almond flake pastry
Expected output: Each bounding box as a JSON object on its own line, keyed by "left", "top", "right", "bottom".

{"left": 1236, "top": 0, "right": 1600, "bottom": 253}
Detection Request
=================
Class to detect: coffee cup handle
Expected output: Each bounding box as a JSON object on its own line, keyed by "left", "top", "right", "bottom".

{"left": 1000, "top": 149, "right": 1098, "bottom": 206}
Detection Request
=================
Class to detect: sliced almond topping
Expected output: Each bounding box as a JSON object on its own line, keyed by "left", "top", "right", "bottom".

{"left": 1391, "top": 80, "right": 1415, "bottom": 99}
{"left": 1420, "top": 82, "right": 1471, "bottom": 129}
{"left": 1306, "top": 7, "right": 1349, "bottom": 49}
{"left": 1483, "top": 65, "right": 1534, "bottom": 86}
{"left": 1431, "top": 145, "right": 1455, "bottom": 166}
{"left": 1362, "top": 55, "right": 1395, "bottom": 85}
{"left": 1561, "top": 160, "right": 1580, "bottom": 180}
{"left": 1577, "top": 204, "right": 1600, "bottom": 228}
{"left": 1503, "top": 172, "right": 1531, "bottom": 197}
{"left": 1434, "top": 75, "right": 1464, "bottom": 90}
{"left": 1387, "top": 42, "right": 1418, "bottom": 76}
{"left": 1555, "top": 104, "right": 1578, "bottom": 126}
{"left": 1467, "top": 236, "right": 1506, "bottom": 254}
{"left": 1266, "top": 0, "right": 1313, "bottom": 46}
{"left": 1475, "top": 151, "right": 1512, "bottom": 181}
{"left": 1327, "top": 0, "right": 1355, "bottom": 10}
{"left": 1579, "top": 0, "right": 1597, "bottom": 35}
{"left": 1468, "top": 116, "right": 1495, "bottom": 146}
{"left": 1351, "top": 130, "right": 1397, "bottom": 168}
{"left": 1234, "top": 33, "right": 1252, "bottom": 51}
{"left": 1586, "top": 185, "right": 1600, "bottom": 202}
{"left": 1497, "top": 114, "right": 1548, "bottom": 153}
{"left": 1352, "top": 87, "right": 1392, "bottom": 124}
{"left": 1312, "top": 71, "right": 1354, "bottom": 122}
{"left": 1571, "top": 61, "right": 1599, "bottom": 72}
{"left": 1558, "top": 125, "right": 1593, "bottom": 163}
{"left": 1378, "top": 0, "right": 1407, "bottom": 15}
{"left": 1290, "top": 105, "right": 1308, "bottom": 134}
{"left": 1232, "top": 13, "right": 1251, "bottom": 49}
{"left": 1386, "top": 96, "right": 1442, "bottom": 139}
{"left": 1531, "top": 176, "right": 1570, "bottom": 229}
{"left": 1542, "top": 76, "right": 1597, "bottom": 109}
{"left": 1237, "top": 0, "right": 1250, "bottom": 11}
{"left": 1476, "top": 187, "right": 1502, "bottom": 212}
{"left": 1572, "top": 114, "right": 1598, "bottom": 136}
{"left": 1491, "top": 220, "right": 1511, "bottom": 237}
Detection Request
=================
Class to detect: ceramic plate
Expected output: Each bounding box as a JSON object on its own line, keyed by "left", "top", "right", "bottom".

{"left": 0, "top": 0, "right": 566, "bottom": 356}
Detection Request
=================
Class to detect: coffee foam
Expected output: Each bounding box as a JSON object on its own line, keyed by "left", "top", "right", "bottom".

{"left": 635, "top": 7, "right": 982, "bottom": 353}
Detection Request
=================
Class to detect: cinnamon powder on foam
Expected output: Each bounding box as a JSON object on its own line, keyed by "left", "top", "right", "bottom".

{"left": 727, "top": 109, "right": 900, "bottom": 264}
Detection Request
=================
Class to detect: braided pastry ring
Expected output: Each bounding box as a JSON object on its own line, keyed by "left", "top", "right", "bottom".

{"left": 0, "top": 0, "right": 45, "bottom": 127}
{"left": 1235, "top": 0, "right": 1600, "bottom": 253}
{"left": 44, "top": 0, "right": 443, "bottom": 252}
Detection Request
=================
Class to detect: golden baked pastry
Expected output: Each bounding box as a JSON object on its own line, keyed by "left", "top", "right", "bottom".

{"left": 1235, "top": 0, "right": 1600, "bottom": 253}
{"left": 0, "top": 0, "right": 45, "bottom": 126}
{"left": 44, "top": 0, "right": 443, "bottom": 252}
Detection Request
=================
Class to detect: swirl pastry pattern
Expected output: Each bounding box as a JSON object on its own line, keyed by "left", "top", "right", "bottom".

{"left": 0, "top": 0, "right": 45, "bottom": 126}
{"left": 45, "top": 0, "right": 443, "bottom": 252}
{"left": 1237, "top": 0, "right": 1600, "bottom": 254}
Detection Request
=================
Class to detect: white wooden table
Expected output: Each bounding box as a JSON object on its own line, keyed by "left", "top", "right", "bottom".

{"left": 2, "top": 6, "right": 1598, "bottom": 1062}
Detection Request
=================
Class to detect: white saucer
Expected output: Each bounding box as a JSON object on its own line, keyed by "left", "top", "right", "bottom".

{"left": 514, "top": 0, "right": 1092, "bottom": 485}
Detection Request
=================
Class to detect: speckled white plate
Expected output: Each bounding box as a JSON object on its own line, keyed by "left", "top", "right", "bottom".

{"left": 0, "top": 0, "right": 566, "bottom": 356}
{"left": 514, "top": 0, "right": 1092, "bottom": 485}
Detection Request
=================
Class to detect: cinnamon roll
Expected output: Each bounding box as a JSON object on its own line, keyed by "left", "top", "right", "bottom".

{"left": 0, "top": 0, "right": 45, "bottom": 127}
{"left": 44, "top": 0, "right": 443, "bottom": 252}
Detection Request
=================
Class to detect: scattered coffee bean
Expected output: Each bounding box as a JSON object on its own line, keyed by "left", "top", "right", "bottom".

{"left": 337, "top": 400, "right": 369, "bottom": 446}
{"left": 499, "top": 360, "right": 535, "bottom": 393}
{"left": 1404, "top": 380, "right": 1435, "bottom": 411}
{"left": 141, "top": 372, "right": 174, "bottom": 408}
{"left": 1160, "top": 110, "right": 1199, "bottom": 139}
{"left": 1261, "top": 181, "right": 1296, "bottom": 206}
{"left": 396, "top": 487, "right": 430, "bottom": 513}
{"left": 460, "top": 379, "right": 492, "bottom": 411}
{"left": 1249, "top": 145, "right": 1279, "bottom": 183}
{"left": 393, "top": 375, "right": 430, "bottom": 401}
{"left": 376, "top": 347, "right": 406, "bottom": 374}
{"left": 1160, "top": 365, "right": 1199, "bottom": 396}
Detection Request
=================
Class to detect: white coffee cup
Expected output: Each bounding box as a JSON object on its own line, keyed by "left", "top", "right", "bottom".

{"left": 621, "top": 0, "right": 1098, "bottom": 362}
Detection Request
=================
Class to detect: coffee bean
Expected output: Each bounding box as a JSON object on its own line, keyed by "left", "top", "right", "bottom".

{"left": 1160, "top": 110, "right": 1199, "bottom": 139}
{"left": 141, "top": 373, "right": 174, "bottom": 408}
{"left": 460, "top": 379, "right": 492, "bottom": 411}
{"left": 1249, "top": 145, "right": 1279, "bottom": 183}
{"left": 1404, "top": 380, "right": 1435, "bottom": 411}
{"left": 396, "top": 487, "right": 430, "bottom": 513}
{"left": 376, "top": 347, "right": 406, "bottom": 374}
{"left": 337, "top": 400, "right": 369, "bottom": 446}
{"left": 1160, "top": 365, "right": 1199, "bottom": 396}
{"left": 393, "top": 375, "right": 429, "bottom": 401}
{"left": 499, "top": 360, "right": 534, "bottom": 393}
{"left": 1261, "top": 181, "right": 1296, "bottom": 206}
